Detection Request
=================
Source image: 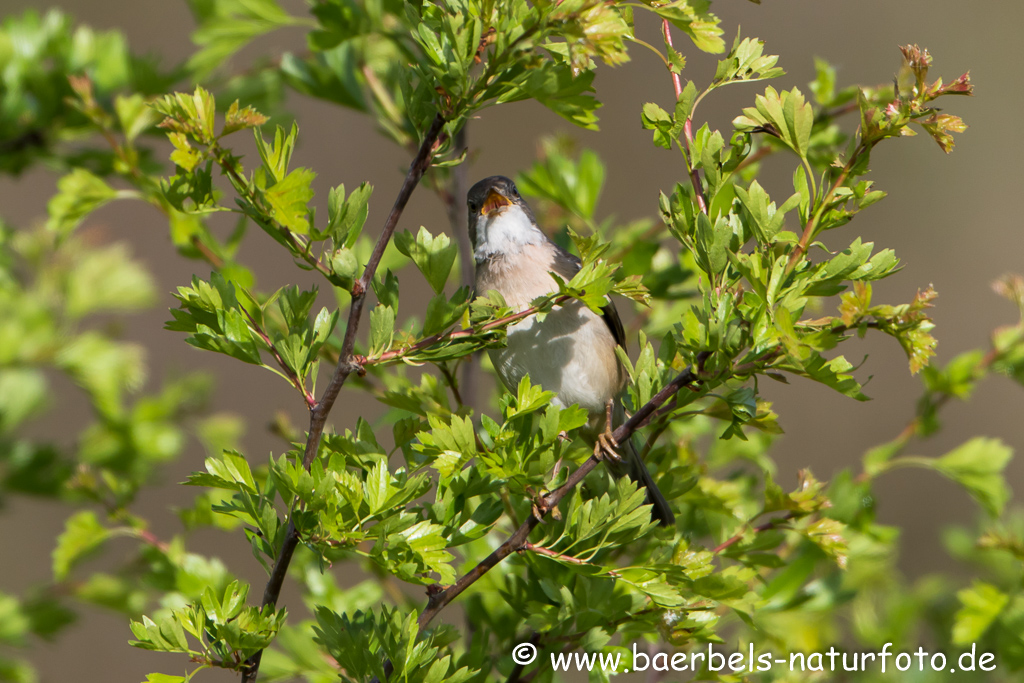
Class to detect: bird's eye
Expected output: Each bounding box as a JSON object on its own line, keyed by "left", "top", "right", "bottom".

{"left": 468, "top": 201, "right": 478, "bottom": 212}
{"left": 510, "top": 184, "right": 519, "bottom": 198}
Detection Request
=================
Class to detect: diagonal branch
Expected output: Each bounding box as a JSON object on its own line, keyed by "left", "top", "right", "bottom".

{"left": 373, "top": 353, "right": 710, "bottom": 682}
{"left": 241, "top": 113, "right": 446, "bottom": 683}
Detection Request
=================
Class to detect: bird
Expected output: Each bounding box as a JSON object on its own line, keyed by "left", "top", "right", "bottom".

{"left": 467, "top": 175, "right": 675, "bottom": 526}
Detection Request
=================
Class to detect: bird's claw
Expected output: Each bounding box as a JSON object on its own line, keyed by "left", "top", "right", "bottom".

{"left": 594, "top": 431, "right": 622, "bottom": 462}
{"left": 594, "top": 399, "right": 622, "bottom": 462}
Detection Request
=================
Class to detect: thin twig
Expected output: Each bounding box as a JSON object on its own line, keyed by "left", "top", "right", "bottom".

{"left": 855, "top": 345, "right": 1002, "bottom": 485}
{"left": 662, "top": 19, "right": 708, "bottom": 216}
{"left": 355, "top": 294, "right": 572, "bottom": 366}
{"left": 661, "top": 20, "right": 683, "bottom": 100}
{"left": 711, "top": 513, "right": 794, "bottom": 555}
{"left": 787, "top": 142, "right": 867, "bottom": 270}
{"left": 524, "top": 543, "right": 621, "bottom": 577}
{"left": 241, "top": 307, "right": 316, "bottom": 408}
{"left": 438, "top": 363, "right": 464, "bottom": 409}
{"left": 241, "top": 113, "right": 446, "bottom": 683}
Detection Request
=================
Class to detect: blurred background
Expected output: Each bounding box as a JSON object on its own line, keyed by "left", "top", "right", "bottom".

{"left": 0, "top": 0, "right": 1021, "bottom": 680}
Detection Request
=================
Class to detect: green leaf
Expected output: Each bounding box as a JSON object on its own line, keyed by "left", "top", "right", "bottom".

{"left": 516, "top": 143, "right": 605, "bottom": 221}
{"left": 162, "top": 162, "right": 223, "bottom": 214}
{"left": 0, "top": 594, "right": 30, "bottom": 646}
{"left": 641, "top": 102, "right": 675, "bottom": 149}
{"left": 330, "top": 247, "right": 359, "bottom": 290}
{"left": 0, "top": 369, "right": 48, "bottom": 431}
{"left": 222, "top": 100, "right": 269, "bottom": 136}
{"left": 734, "top": 180, "right": 798, "bottom": 244}
{"left": 934, "top": 438, "right": 1013, "bottom": 517}
{"left": 711, "top": 36, "right": 784, "bottom": 87}
{"left": 264, "top": 168, "right": 316, "bottom": 234}
{"left": 646, "top": 1, "right": 724, "bottom": 54}
{"left": 115, "top": 93, "right": 159, "bottom": 141}
{"left": 66, "top": 243, "right": 156, "bottom": 318}
{"left": 802, "top": 518, "right": 848, "bottom": 569}
{"left": 694, "top": 213, "right": 730, "bottom": 275}
{"left": 142, "top": 674, "right": 189, "bottom": 683}
{"left": 326, "top": 182, "right": 372, "bottom": 246}
{"left": 56, "top": 332, "right": 146, "bottom": 418}
{"left": 394, "top": 227, "right": 458, "bottom": 295}
{"left": 46, "top": 169, "right": 119, "bottom": 237}
{"left": 369, "top": 305, "right": 396, "bottom": 357}
{"left": 524, "top": 66, "right": 601, "bottom": 130}
{"left": 254, "top": 123, "right": 298, "bottom": 184}
{"left": 423, "top": 287, "right": 471, "bottom": 336}
{"left": 53, "top": 511, "right": 111, "bottom": 581}
{"left": 187, "top": 0, "right": 300, "bottom": 78}
{"left": 733, "top": 86, "right": 814, "bottom": 160}
{"left": 953, "top": 582, "right": 1008, "bottom": 644}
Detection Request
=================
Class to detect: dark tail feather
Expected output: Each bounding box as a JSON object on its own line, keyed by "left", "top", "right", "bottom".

{"left": 602, "top": 401, "right": 675, "bottom": 526}
{"left": 620, "top": 436, "right": 676, "bottom": 527}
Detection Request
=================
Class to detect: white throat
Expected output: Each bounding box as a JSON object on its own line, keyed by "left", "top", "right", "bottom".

{"left": 474, "top": 205, "right": 544, "bottom": 262}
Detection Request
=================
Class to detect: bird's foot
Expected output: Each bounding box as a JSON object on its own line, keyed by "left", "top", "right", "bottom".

{"left": 593, "top": 400, "right": 622, "bottom": 463}
{"left": 594, "top": 432, "right": 622, "bottom": 462}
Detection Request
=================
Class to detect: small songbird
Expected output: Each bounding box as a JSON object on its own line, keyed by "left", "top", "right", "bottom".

{"left": 468, "top": 175, "right": 675, "bottom": 526}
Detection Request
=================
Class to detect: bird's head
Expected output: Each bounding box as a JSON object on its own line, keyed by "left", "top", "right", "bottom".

{"left": 467, "top": 175, "right": 543, "bottom": 262}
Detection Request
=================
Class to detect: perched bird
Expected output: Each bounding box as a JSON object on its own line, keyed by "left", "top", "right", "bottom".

{"left": 467, "top": 175, "right": 675, "bottom": 526}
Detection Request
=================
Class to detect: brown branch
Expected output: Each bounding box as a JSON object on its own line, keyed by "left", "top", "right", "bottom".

{"left": 438, "top": 363, "right": 464, "bottom": 408}
{"left": 711, "top": 513, "right": 794, "bottom": 555}
{"left": 857, "top": 342, "right": 1003, "bottom": 484}
{"left": 787, "top": 142, "right": 867, "bottom": 270}
{"left": 241, "top": 113, "right": 446, "bottom": 683}
{"left": 356, "top": 294, "right": 571, "bottom": 367}
{"left": 524, "top": 543, "right": 620, "bottom": 577}
{"left": 242, "top": 307, "right": 316, "bottom": 408}
{"left": 661, "top": 19, "right": 684, "bottom": 100}
{"left": 662, "top": 19, "right": 708, "bottom": 215}
{"left": 373, "top": 353, "right": 710, "bottom": 682}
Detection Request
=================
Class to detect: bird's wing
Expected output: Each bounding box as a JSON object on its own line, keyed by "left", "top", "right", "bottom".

{"left": 551, "top": 243, "right": 627, "bottom": 349}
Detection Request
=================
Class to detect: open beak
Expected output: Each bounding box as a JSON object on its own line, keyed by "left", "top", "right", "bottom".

{"left": 481, "top": 189, "right": 512, "bottom": 215}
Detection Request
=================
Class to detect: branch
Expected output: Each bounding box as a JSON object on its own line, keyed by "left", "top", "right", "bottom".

{"left": 662, "top": 19, "right": 708, "bottom": 215}
{"left": 661, "top": 19, "right": 684, "bottom": 100}
{"left": 240, "top": 307, "right": 316, "bottom": 408}
{"left": 857, "top": 342, "right": 1003, "bottom": 484}
{"left": 711, "top": 513, "right": 794, "bottom": 555}
{"left": 356, "top": 294, "right": 572, "bottom": 366}
{"left": 787, "top": 141, "right": 868, "bottom": 270}
{"left": 241, "top": 113, "right": 446, "bottom": 683}
{"left": 373, "top": 353, "right": 709, "bottom": 682}
{"left": 524, "top": 543, "right": 621, "bottom": 577}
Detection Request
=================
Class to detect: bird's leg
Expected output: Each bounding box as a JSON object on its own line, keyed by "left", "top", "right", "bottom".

{"left": 594, "top": 399, "right": 622, "bottom": 462}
